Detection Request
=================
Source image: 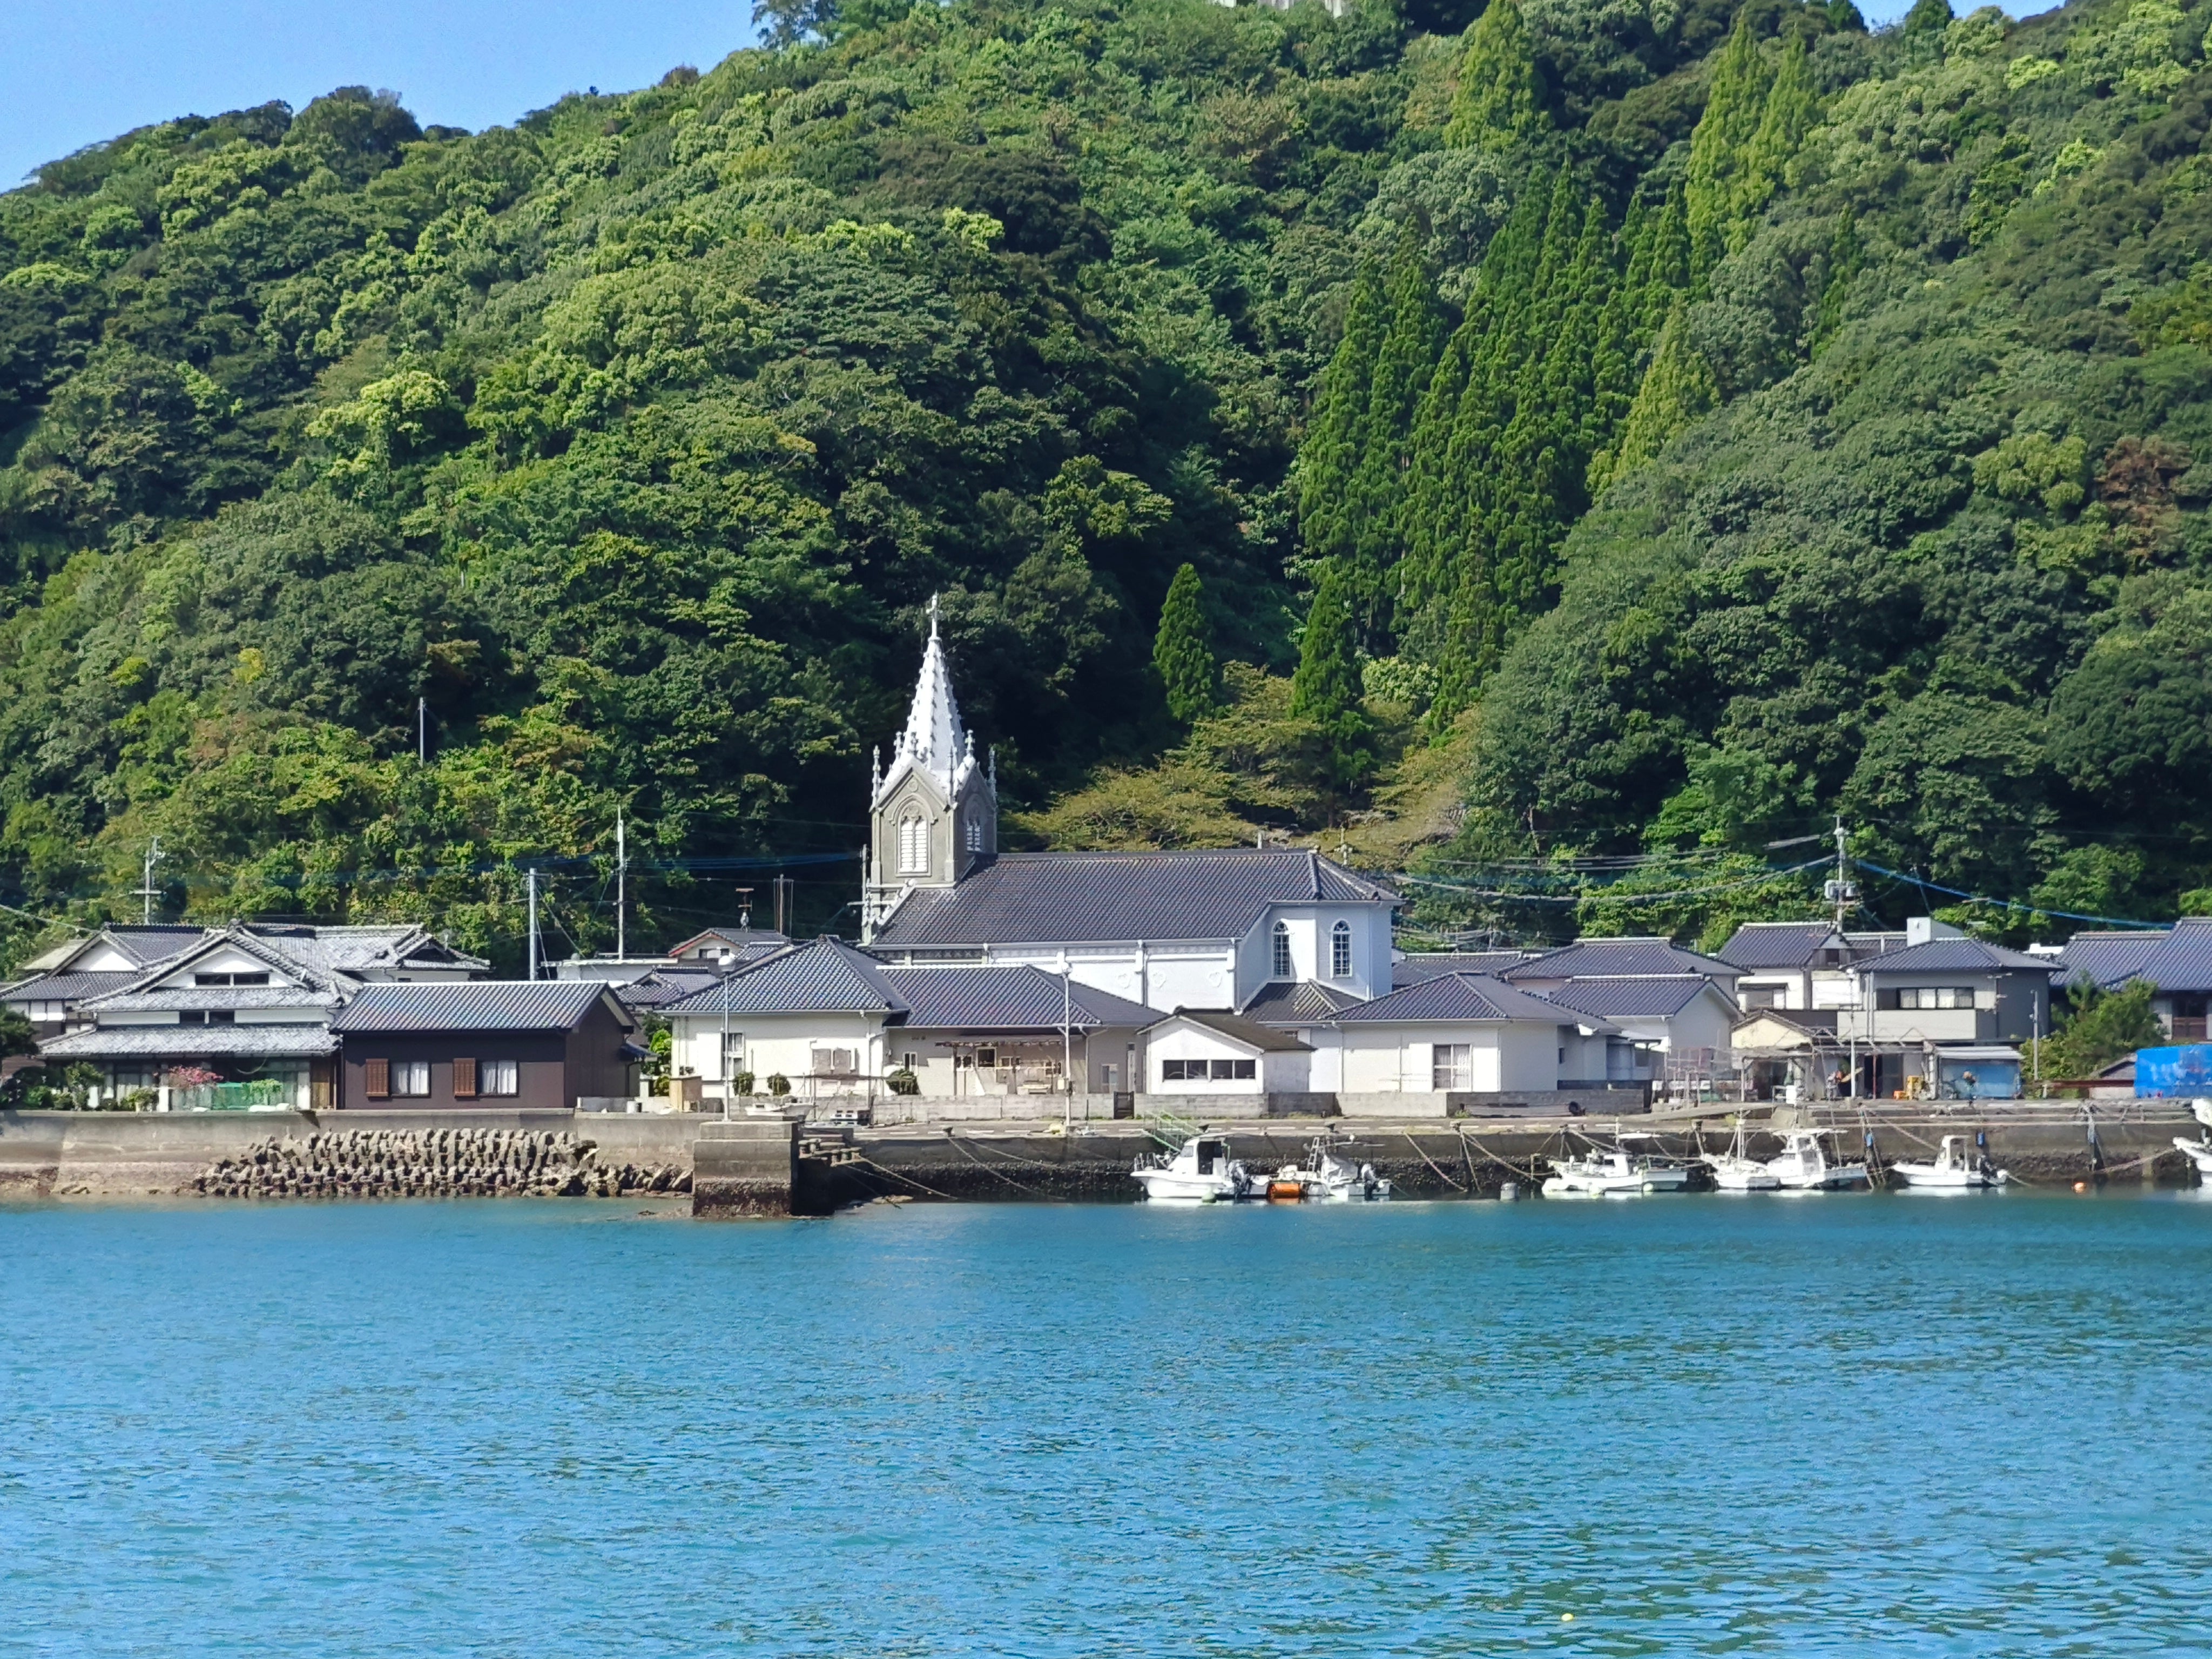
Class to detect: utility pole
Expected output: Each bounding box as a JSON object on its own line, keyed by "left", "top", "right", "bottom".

{"left": 417, "top": 697, "right": 427, "bottom": 765}
{"left": 614, "top": 810, "right": 628, "bottom": 961}
{"left": 1062, "top": 967, "right": 1074, "bottom": 1130}
{"left": 526, "top": 868, "right": 541, "bottom": 980}
{"left": 133, "top": 838, "right": 164, "bottom": 925}
{"left": 773, "top": 872, "right": 793, "bottom": 936}
{"left": 1826, "top": 815, "right": 1858, "bottom": 934}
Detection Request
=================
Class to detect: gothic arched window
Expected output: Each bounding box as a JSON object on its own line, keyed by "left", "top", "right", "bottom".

{"left": 1271, "top": 920, "right": 1292, "bottom": 980}
{"left": 1331, "top": 920, "right": 1352, "bottom": 979}
{"left": 898, "top": 811, "right": 927, "bottom": 875}
{"left": 965, "top": 808, "right": 984, "bottom": 853}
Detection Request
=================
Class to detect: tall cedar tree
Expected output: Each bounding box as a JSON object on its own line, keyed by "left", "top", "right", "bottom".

{"left": 1297, "top": 259, "right": 1388, "bottom": 575}
{"left": 1152, "top": 563, "right": 1218, "bottom": 724}
{"left": 1343, "top": 234, "right": 1447, "bottom": 645}
{"left": 1446, "top": 0, "right": 1550, "bottom": 146}
{"left": 1598, "top": 295, "right": 1718, "bottom": 487}
{"left": 1684, "top": 9, "right": 1771, "bottom": 278}
{"left": 1292, "top": 567, "right": 1372, "bottom": 791}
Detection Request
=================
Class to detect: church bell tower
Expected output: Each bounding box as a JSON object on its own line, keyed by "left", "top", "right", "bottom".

{"left": 861, "top": 597, "right": 997, "bottom": 939}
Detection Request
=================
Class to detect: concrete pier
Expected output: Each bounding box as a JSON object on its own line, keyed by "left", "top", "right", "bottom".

{"left": 3, "top": 1098, "right": 2204, "bottom": 1209}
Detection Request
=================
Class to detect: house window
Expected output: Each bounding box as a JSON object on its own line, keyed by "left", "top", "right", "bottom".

{"left": 1330, "top": 920, "right": 1353, "bottom": 979}
{"left": 721, "top": 1032, "right": 746, "bottom": 1075}
{"left": 812, "top": 1047, "right": 859, "bottom": 1077}
{"left": 1432, "top": 1043, "right": 1472, "bottom": 1090}
{"left": 1884, "top": 986, "right": 1977, "bottom": 1010}
{"left": 898, "top": 812, "right": 927, "bottom": 874}
{"left": 482, "top": 1060, "right": 518, "bottom": 1097}
{"left": 1162, "top": 1058, "right": 1256, "bottom": 1082}
{"left": 976, "top": 1047, "right": 996, "bottom": 1068}
{"left": 1743, "top": 986, "right": 1786, "bottom": 1009}
{"left": 1271, "top": 921, "right": 1292, "bottom": 979}
{"left": 453, "top": 1057, "right": 478, "bottom": 1098}
{"left": 393, "top": 1061, "right": 431, "bottom": 1097}
{"left": 194, "top": 972, "right": 270, "bottom": 987}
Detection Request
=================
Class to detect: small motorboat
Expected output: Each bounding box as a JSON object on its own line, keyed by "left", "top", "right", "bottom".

{"left": 1764, "top": 1130, "right": 1869, "bottom": 1191}
{"left": 1131, "top": 1134, "right": 1253, "bottom": 1203}
{"left": 1891, "top": 1134, "right": 2008, "bottom": 1190}
{"left": 1270, "top": 1138, "right": 1392, "bottom": 1202}
{"left": 1704, "top": 1119, "right": 1781, "bottom": 1192}
{"left": 1542, "top": 1146, "right": 1692, "bottom": 1198}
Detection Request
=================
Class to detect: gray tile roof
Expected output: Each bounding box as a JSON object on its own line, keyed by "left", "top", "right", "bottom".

{"left": 660, "top": 938, "right": 901, "bottom": 1016}
{"left": 1853, "top": 938, "right": 2059, "bottom": 975}
{"left": 658, "top": 940, "right": 1156, "bottom": 1031}
{"left": 1148, "top": 1009, "right": 1314, "bottom": 1051}
{"left": 1717, "top": 921, "right": 1843, "bottom": 970}
{"left": 612, "top": 968, "right": 727, "bottom": 1009}
{"left": 882, "top": 967, "right": 1157, "bottom": 1031}
{"left": 39, "top": 1024, "right": 338, "bottom": 1059}
{"left": 1238, "top": 979, "right": 1366, "bottom": 1023}
{"left": 1334, "top": 972, "right": 1616, "bottom": 1030}
{"left": 80, "top": 987, "right": 338, "bottom": 1014}
{"left": 1392, "top": 951, "right": 1537, "bottom": 987}
{"left": 2055, "top": 916, "right": 2212, "bottom": 993}
{"left": 1505, "top": 939, "right": 1743, "bottom": 982}
{"left": 1540, "top": 975, "right": 1721, "bottom": 1019}
{"left": 1, "top": 970, "right": 139, "bottom": 1006}
{"left": 868, "top": 849, "right": 1395, "bottom": 948}
{"left": 331, "top": 981, "right": 630, "bottom": 1033}
{"left": 2056, "top": 930, "right": 2170, "bottom": 990}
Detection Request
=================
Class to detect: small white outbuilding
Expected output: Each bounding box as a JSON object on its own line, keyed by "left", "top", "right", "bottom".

{"left": 1142, "top": 1010, "right": 1312, "bottom": 1095}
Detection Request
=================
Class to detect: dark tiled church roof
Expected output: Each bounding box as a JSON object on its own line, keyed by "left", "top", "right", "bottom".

{"left": 868, "top": 849, "right": 1393, "bottom": 948}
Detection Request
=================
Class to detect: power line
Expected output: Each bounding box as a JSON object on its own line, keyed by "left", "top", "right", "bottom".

{"left": 1852, "top": 860, "right": 2176, "bottom": 931}
{"left": 1392, "top": 857, "right": 1831, "bottom": 906}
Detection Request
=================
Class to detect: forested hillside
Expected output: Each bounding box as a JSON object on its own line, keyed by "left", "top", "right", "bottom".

{"left": 3, "top": 0, "right": 2210, "bottom": 961}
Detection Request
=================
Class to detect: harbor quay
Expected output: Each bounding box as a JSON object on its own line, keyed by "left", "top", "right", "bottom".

{"left": 3, "top": 1098, "right": 2204, "bottom": 1215}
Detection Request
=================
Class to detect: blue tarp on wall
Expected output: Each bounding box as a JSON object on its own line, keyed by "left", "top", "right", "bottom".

{"left": 2134, "top": 1046, "right": 2212, "bottom": 1097}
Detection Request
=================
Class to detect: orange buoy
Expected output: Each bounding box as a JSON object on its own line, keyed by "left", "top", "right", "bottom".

{"left": 2073, "top": 1181, "right": 2087, "bottom": 1193}
{"left": 1267, "top": 1180, "right": 1305, "bottom": 1202}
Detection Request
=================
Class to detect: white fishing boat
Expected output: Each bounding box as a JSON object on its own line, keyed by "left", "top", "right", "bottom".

{"left": 1764, "top": 1130, "right": 1869, "bottom": 1191}
{"left": 1704, "top": 1119, "right": 1781, "bottom": 1192}
{"left": 1891, "top": 1134, "right": 2008, "bottom": 1190}
{"left": 1131, "top": 1134, "right": 1253, "bottom": 1203}
{"left": 2172, "top": 1136, "right": 2212, "bottom": 1181}
{"left": 1542, "top": 1146, "right": 1692, "bottom": 1198}
{"left": 1270, "top": 1138, "right": 1392, "bottom": 1202}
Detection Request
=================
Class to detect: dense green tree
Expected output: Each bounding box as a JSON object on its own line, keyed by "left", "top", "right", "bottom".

{"left": 1446, "top": 0, "right": 1550, "bottom": 147}
{"left": 1594, "top": 296, "right": 1717, "bottom": 489}
{"left": 1153, "top": 563, "right": 1218, "bottom": 726}
{"left": 2040, "top": 980, "right": 2164, "bottom": 1080}
{"left": 1291, "top": 567, "right": 1372, "bottom": 792}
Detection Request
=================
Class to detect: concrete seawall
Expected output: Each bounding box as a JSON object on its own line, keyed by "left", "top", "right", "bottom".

{"left": 4, "top": 1100, "right": 2203, "bottom": 1210}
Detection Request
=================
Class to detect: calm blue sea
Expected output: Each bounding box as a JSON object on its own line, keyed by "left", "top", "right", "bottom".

{"left": 3, "top": 1192, "right": 2209, "bottom": 1657}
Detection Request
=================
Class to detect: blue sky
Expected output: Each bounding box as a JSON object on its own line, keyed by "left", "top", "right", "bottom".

{"left": 3, "top": 0, "right": 764, "bottom": 186}
{"left": 6, "top": 0, "right": 1933, "bottom": 191}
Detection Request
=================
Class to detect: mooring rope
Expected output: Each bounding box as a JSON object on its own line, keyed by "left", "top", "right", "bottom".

{"left": 943, "top": 1134, "right": 1054, "bottom": 1197}
{"left": 1402, "top": 1131, "right": 1468, "bottom": 1192}
{"left": 1458, "top": 1130, "right": 1545, "bottom": 1184}
{"left": 848, "top": 1154, "right": 966, "bottom": 1204}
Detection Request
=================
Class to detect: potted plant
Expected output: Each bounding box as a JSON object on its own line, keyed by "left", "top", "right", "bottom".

{"left": 766, "top": 1073, "right": 791, "bottom": 1097}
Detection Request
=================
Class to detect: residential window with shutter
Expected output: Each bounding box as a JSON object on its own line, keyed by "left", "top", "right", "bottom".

{"left": 453, "top": 1057, "right": 478, "bottom": 1098}
{"left": 365, "top": 1058, "right": 390, "bottom": 1098}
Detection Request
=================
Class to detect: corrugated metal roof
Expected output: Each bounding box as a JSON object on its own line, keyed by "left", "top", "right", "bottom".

{"left": 38, "top": 1024, "right": 337, "bottom": 1059}
{"left": 1716, "top": 922, "right": 1842, "bottom": 970}
{"left": 881, "top": 967, "right": 1157, "bottom": 1031}
{"left": 1392, "top": 952, "right": 1536, "bottom": 986}
{"left": 1541, "top": 975, "right": 1722, "bottom": 1018}
{"left": 2057, "top": 930, "right": 2170, "bottom": 990}
{"left": 658, "top": 938, "right": 902, "bottom": 1016}
{"left": 869, "top": 849, "right": 1394, "bottom": 948}
{"left": 331, "top": 981, "right": 628, "bottom": 1033}
{"left": 1853, "top": 938, "right": 2058, "bottom": 974}
{"left": 1335, "top": 973, "right": 1615, "bottom": 1030}
{"left": 1238, "top": 980, "right": 1365, "bottom": 1023}
{"left": 1505, "top": 939, "right": 1743, "bottom": 982}
{"left": 1147, "top": 1009, "right": 1313, "bottom": 1051}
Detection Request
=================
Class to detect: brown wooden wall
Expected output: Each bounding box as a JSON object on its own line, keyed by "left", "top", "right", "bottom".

{"left": 337, "top": 1004, "right": 634, "bottom": 1109}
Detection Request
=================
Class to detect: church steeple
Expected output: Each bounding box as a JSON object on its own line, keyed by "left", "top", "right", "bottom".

{"left": 862, "top": 595, "right": 998, "bottom": 939}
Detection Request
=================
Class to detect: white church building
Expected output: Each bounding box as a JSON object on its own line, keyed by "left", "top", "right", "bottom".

{"left": 656, "top": 604, "right": 1650, "bottom": 1114}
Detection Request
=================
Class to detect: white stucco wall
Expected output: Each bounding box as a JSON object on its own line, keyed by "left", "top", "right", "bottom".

{"left": 1145, "top": 1020, "right": 1307, "bottom": 1092}
{"left": 1340, "top": 1023, "right": 1515, "bottom": 1094}
{"left": 1230, "top": 906, "right": 1392, "bottom": 1007}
